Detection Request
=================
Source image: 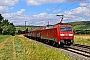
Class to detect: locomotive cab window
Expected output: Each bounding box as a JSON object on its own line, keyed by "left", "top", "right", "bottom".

{"left": 60, "top": 26, "right": 72, "bottom": 32}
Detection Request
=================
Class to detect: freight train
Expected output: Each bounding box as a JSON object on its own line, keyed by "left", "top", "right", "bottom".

{"left": 24, "top": 15, "right": 74, "bottom": 47}
{"left": 24, "top": 23, "right": 74, "bottom": 47}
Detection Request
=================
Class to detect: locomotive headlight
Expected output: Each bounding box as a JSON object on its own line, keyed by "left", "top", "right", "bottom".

{"left": 69, "top": 34, "right": 73, "bottom": 36}
{"left": 60, "top": 34, "right": 64, "bottom": 36}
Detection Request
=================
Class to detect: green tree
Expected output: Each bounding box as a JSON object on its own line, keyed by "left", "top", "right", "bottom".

{"left": 8, "top": 24, "right": 16, "bottom": 35}
{"left": 2, "top": 19, "right": 9, "bottom": 26}
{"left": 0, "top": 14, "right": 3, "bottom": 22}
{"left": 2, "top": 25, "right": 9, "bottom": 35}
{"left": 0, "top": 14, "right": 16, "bottom": 35}
{"left": 0, "top": 14, "right": 3, "bottom": 34}
{"left": 2, "top": 24, "right": 16, "bottom": 35}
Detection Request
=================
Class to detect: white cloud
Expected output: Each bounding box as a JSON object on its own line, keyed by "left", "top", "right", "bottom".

{"left": 65, "top": 0, "right": 88, "bottom": 2}
{"left": 53, "top": 9, "right": 61, "bottom": 13}
{"left": 63, "top": 4, "right": 90, "bottom": 22}
{"left": 16, "top": 9, "right": 25, "bottom": 15}
{"left": 2, "top": 11, "right": 59, "bottom": 26}
{"left": 0, "top": 6, "right": 8, "bottom": 13}
{"left": 2, "top": 9, "right": 32, "bottom": 25}
{"left": 26, "top": 0, "right": 41, "bottom": 6}
{"left": 26, "top": 0, "right": 89, "bottom": 6}
{"left": 64, "top": 4, "right": 90, "bottom": 17}
{"left": 10, "top": 7, "right": 14, "bottom": 10}
{"left": 80, "top": 3, "right": 88, "bottom": 7}
{"left": 46, "top": 9, "right": 50, "bottom": 11}
{"left": 0, "top": 0, "right": 19, "bottom": 13}
{"left": 0, "top": 0, "right": 18, "bottom": 6}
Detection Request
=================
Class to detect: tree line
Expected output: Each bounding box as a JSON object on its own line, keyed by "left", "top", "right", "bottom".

{"left": 0, "top": 14, "right": 16, "bottom": 35}
{"left": 74, "top": 29, "right": 90, "bottom": 34}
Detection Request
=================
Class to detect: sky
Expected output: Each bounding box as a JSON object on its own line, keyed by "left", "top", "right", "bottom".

{"left": 1, "top": 0, "right": 90, "bottom": 26}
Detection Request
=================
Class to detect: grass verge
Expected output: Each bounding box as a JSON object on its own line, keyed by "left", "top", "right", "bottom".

{"left": 0, "top": 36, "right": 14, "bottom": 60}
{"left": 0, "top": 35, "right": 10, "bottom": 43}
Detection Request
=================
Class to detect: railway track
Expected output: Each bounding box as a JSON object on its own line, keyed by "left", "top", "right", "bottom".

{"left": 73, "top": 44, "right": 90, "bottom": 49}
{"left": 63, "top": 44, "right": 90, "bottom": 58}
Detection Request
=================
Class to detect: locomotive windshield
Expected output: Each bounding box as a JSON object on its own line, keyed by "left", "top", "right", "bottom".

{"left": 60, "top": 26, "right": 72, "bottom": 32}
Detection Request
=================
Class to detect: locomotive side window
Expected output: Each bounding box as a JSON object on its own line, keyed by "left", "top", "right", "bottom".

{"left": 60, "top": 27, "right": 72, "bottom": 32}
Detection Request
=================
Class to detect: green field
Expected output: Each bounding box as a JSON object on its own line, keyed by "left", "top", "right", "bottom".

{"left": 0, "top": 35, "right": 73, "bottom": 60}
{"left": 16, "top": 26, "right": 32, "bottom": 31}
{"left": 74, "top": 35, "right": 90, "bottom": 46}
{"left": 15, "top": 26, "right": 40, "bottom": 31}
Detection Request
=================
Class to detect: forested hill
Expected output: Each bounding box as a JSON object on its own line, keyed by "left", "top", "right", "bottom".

{"left": 68, "top": 21, "right": 90, "bottom": 30}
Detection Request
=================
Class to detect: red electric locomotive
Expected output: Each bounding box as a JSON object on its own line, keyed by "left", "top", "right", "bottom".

{"left": 41, "top": 23, "right": 74, "bottom": 46}
{"left": 27, "top": 15, "right": 74, "bottom": 46}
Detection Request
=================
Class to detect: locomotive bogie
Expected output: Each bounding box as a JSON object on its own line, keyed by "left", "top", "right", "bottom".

{"left": 60, "top": 40, "right": 74, "bottom": 46}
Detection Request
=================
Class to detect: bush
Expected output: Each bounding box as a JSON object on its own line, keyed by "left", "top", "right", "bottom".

{"left": 2, "top": 25, "right": 16, "bottom": 35}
